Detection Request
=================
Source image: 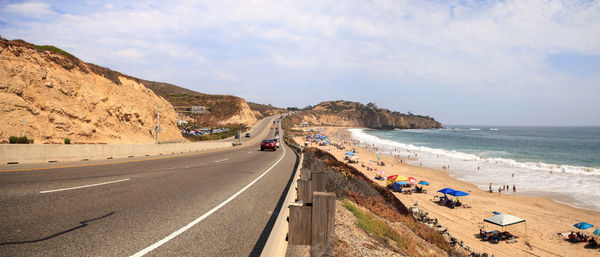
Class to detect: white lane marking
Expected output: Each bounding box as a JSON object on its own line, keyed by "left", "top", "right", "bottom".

{"left": 130, "top": 143, "right": 287, "bottom": 257}
{"left": 248, "top": 151, "right": 252, "bottom": 154}
{"left": 214, "top": 158, "right": 229, "bottom": 163}
{"left": 40, "top": 178, "right": 130, "bottom": 194}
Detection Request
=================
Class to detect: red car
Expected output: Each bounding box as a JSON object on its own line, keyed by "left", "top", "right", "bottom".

{"left": 261, "top": 139, "right": 277, "bottom": 151}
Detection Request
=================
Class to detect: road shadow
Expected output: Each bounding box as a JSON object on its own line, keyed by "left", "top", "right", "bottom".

{"left": 0, "top": 211, "right": 115, "bottom": 245}
{"left": 249, "top": 146, "right": 300, "bottom": 257}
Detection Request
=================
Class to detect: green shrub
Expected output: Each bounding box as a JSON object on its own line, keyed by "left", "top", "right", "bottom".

{"left": 64, "top": 138, "right": 71, "bottom": 144}
{"left": 8, "top": 136, "right": 32, "bottom": 144}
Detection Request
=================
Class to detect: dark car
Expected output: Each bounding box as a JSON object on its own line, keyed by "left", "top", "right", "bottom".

{"left": 261, "top": 139, "right": 276, "bottom": 151}
{"left": 245, "top": 133, "right": 251, "bottom": 138}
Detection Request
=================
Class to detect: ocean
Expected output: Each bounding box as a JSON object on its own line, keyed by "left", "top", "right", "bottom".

{"left": 349, "top": 126, "right": 600, "bottom": 211}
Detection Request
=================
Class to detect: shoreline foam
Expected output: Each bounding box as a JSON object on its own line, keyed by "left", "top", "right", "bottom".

{"left": 349, "top": 128, "right": 600, "bottom": 211}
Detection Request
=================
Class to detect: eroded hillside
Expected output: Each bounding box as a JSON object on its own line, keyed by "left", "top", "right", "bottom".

{"left": 0, "top": 39, "right": 183, "bottom": 144}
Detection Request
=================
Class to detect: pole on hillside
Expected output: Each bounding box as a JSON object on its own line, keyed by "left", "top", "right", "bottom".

{"left": 155, "top": 106, "right": 160, "bottom": 144}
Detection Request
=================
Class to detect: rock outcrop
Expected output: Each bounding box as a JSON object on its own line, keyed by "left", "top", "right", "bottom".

{"left": 0, "top": 39, "right": 183, "bottom": 144}
{"left": 299, "top": 100, "right": 442, "bottom": 129}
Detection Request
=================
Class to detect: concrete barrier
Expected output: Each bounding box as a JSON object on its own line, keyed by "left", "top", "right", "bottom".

{"left": 0, "top": 116, "right": 276, "bottom": 165}
{"left": 260, "top": 152, "right": 302, "bottom": 257}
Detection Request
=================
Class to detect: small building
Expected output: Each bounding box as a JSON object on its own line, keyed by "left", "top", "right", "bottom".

{"left": 191, "top": 106, "right": 208, "bottom": 114}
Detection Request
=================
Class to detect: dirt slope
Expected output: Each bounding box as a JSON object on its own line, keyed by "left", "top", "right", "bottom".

{"left": 0, "top": 39, "right": 183, "bottom": 144}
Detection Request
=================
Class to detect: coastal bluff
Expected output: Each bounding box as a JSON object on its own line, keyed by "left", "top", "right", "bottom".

{"left": 299, "top": 100, "right": 442, "bottom": 129}
{"left": 0, "top": 39, "right": 183, "bottom": 144}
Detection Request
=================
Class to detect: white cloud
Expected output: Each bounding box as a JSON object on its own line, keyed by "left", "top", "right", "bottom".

{"left": 1, "top": 0, "right": 599, "bottom": 124}
{"left": 3, "top": 1, "right": 55, "bottom": 18}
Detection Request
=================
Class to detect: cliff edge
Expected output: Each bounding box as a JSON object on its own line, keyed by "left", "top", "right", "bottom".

{"left": 299, "top": 100, "right": 442, "bottom": 129}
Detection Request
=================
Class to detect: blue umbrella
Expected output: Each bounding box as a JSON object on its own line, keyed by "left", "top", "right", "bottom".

{"left": 345, "top": 152, "right": 355, "bottom": 156}
{"left": 594, "top": 228, "right": 600, "bottom": 236}
{"left": 396, "top": 181, "right": 410, "bottom": 185}
{"left": 437, "top": 188, "right": 456, "bottom": 195}
{"left": 449, "top": 190, "right": 470, "bottom": 197}
{"left": 573, "top": 222, "right": 594, "bottom": 230}
{"left": 418, "top": 181, "right": 429, "bottom": 185}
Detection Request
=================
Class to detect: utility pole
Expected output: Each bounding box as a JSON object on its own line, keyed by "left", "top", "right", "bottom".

{"left": 155, "top": 106, "right": 161, "bottom": 144}
{"left": 22, "top": 118, "right": 26, "bottom": 137}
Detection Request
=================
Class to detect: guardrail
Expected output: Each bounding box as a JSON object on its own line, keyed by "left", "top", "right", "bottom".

{"left": 0, "top": 116, "right": 276, "bottom": 165}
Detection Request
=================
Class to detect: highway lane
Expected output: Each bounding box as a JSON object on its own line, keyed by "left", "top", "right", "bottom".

{"left": 0, "top": 119, "right": 297, "bottom": 256}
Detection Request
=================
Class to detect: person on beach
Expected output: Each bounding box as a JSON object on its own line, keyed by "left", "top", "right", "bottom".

{"left": 498, "top": 187, "right": 502, "bottom": 195}
{"left": 489, "top": 183, "right": 492, "bottom": 193}
{"left": 513, "top": 185, "right": 516, "bottom": 192}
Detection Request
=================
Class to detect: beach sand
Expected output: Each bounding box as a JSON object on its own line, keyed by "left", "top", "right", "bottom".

{"left": 295, "top": 127, "right": 600, "bottom": 257}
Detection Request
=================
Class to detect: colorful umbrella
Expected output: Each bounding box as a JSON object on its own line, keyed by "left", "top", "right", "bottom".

{"left": 418, "top": 181, "right": 429, "bottom": 185}
{"left": 437, "top": 188, "right": 456, "bottom": 195}
{"left": 594, "top": 228, "right": 600, "bottom": 236}
{"left": 345, "top": 152, "right": 355, "bottom": 156}
{"left": 573, "top": 222, "right": 594, "bottom": 230}
{"left": 378, "top": 171, "right": 385, "bottom": 175}
{"left": 396, "top": 175, "right": 409, "bottom": 181}
{"left": 448, "top": 190, "right": 470, "bottom": 197}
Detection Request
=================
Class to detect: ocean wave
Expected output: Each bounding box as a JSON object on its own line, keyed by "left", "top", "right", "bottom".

{"left": 349, "top": 128, "right": 600, "bottom": 176}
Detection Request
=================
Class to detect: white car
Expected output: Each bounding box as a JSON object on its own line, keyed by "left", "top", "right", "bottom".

{"left": 274, "top": 138, "right": 280, "bottom": 148}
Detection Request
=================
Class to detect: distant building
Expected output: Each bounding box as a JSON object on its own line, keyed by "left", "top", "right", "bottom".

{"left": 191, "top": 106, "right": 208, "bottom": 114}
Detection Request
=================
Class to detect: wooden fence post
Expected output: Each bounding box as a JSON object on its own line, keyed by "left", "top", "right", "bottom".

{"left": 297, "top": 179, "right": 313, "bottom": 204}
{"left": 289, "top": 205, "right": 312, "bottom": 245}
{"left": 300, "top": 167, "right": 312, "bottom": 180}
{"left": 311, "top": 172, "right": 326, "bottom": 192}
{"left": 311, "top": 192, "right": 336, "bottom": 257}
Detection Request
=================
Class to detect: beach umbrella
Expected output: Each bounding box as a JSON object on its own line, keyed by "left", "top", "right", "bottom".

{"left": 376, "top": 155, "right": 381, "bottom": 160}
{"left": 437, "top": 188, "right": 456, "bottom": 195}
{"left": 418, "top": 181, "right": 429, "bottom": 185}
{"left": 573, "top": 222, "right": 594, "bottom": 230}
{"left": 396, "top": 175, "right": 409, "bottom": 181}
{"left": 345, "top": 152, "right": 355, "bottom": 156}
{"left": 594, "top": 228, "right": 600, "bottom": 236}
{"left": 448, "top": 190, "right": 470, "bottom": 197}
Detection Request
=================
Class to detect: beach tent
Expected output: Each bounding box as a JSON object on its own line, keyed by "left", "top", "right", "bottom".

{"left": 484, "top": 213, "right": 527, "bottom": 237}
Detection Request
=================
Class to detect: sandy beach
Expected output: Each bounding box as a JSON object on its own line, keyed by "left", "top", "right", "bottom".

{"left": 295, "top": 127, "right": 600, "bottom": 257}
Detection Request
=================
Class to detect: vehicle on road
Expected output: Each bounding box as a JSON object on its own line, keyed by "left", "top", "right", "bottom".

{"left": 245, "top": 133, "right": 251, "bottom": 138}
{"left": 261, "top": 139, "right": 276, "bottom": 151}
{"left": 273, "top": 138, "right": 280, "bottom": 148}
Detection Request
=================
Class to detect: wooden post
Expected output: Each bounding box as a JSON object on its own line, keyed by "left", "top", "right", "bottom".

{"left": 300, "top": 167, "right": 312, "bottom": 180}
{"left": 311, "top": 192, "right": 336, "bottom": 257}
{"left": 311, "top": 172, "right": 326, "bottom": 192}
{"left": 289, "top": 205, "right": 312, "bottom": 245}
{"left": 297, "top": 179, "right": 313, "bottom": 204}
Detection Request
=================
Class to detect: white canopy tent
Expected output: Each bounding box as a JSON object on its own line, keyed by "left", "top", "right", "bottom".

{"left": 483, "top": 213, "right": 527, "bottom": 238}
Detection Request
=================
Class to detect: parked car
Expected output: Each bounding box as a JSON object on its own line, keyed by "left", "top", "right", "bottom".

{"left": 245, "top": 133, "right": 251, "bottom": 138}
{"left": 261, "top": 139, "right": 276, "bottom": 151}
{"left": 273, "top": 138, "right": 280, "bottom": 148}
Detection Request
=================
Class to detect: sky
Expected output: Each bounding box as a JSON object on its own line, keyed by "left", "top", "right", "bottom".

{"left": 1, "top": 0, "right": 599, "bottom": 126}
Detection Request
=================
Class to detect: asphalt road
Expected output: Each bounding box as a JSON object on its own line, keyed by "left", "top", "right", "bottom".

{"left": 0, "top": 118, "right": 297, "bottom": 257}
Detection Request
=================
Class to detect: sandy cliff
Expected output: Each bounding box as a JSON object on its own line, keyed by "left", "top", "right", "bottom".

{"left": 299, "top": 100, "right": 442, "bottom": 129}
{"left": 140, "top": 80, "right": 260, "bottom": 127}
{"left": 0, "top": 39, "right": 183, "bottom": 144}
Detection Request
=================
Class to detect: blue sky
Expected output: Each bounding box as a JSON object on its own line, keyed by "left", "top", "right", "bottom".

{"left": 1, "top": 0, "right": 599, "bottom": 126}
